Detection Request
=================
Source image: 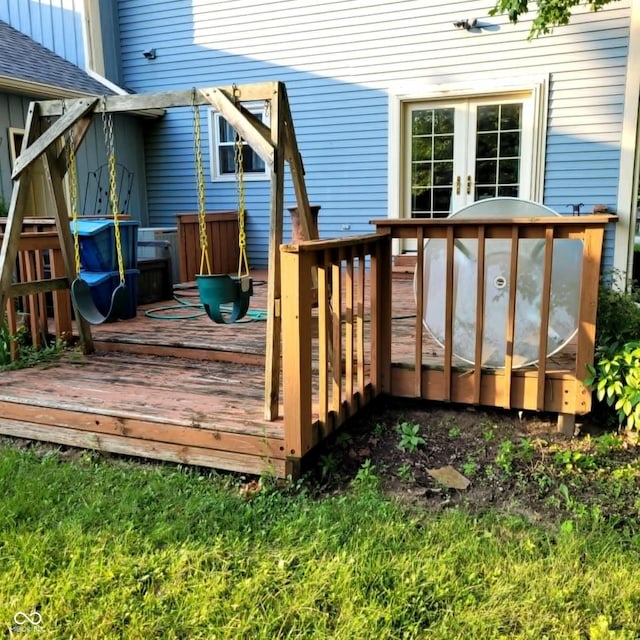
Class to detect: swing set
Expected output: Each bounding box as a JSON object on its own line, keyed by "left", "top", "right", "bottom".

{"left": 0, "top": 81, "right": 318, "bottom": 419}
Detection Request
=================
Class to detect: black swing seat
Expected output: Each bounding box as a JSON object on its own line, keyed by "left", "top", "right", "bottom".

{"left": 196, "top": 274, "right": 253, "bottom": 324}
{"left": 71, "top": 277, "right": 128, "bottom": 325}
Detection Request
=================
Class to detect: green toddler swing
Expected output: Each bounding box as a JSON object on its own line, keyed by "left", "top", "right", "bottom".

{"left": 69, "top": 102, "right": 128, "bottom": 325}
{"left": 192, "top": 92, "right": 252, "bottom": 324}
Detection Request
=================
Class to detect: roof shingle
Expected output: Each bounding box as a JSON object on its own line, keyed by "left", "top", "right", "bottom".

{"left": 0, "top": 19, "right": 113, "bottom": 96}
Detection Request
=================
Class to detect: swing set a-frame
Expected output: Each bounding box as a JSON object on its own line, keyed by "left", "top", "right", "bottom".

{"left": 0, "top": 81, "right": 318, "bottom": 421}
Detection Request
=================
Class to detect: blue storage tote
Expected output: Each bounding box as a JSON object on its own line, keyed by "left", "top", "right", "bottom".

{"left": 71, "top": 219, "right": 139, "bottom": 271}
{"left": 79, "top": 269, "right": 140, "bottom": 320}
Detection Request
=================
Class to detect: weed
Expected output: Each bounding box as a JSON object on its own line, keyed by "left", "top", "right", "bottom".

{"left": 495, "top": 440, "right": 515, "bottom": 474}
{"left": 373, "top": 422, "right": 385, "bottom": 438}
{"left": 461, "top": 455, "right": 478, "bottom": 478}
{"left": 0, "top": 321, "right": 65, "bottom": 370}
{"left": 482, "top": 426, "right": 496, "bottom": 442}
{"left": 448, "top": 427, "right": 461, "bottom": 438}
{"left": 352, "top": 458, "right": 379, "bottom": 490}
{"left": 553, "top": 450, "right": 597, "bottom": 473}
{"left": 396, "top": 463, "right": 414, "bottom": 484}
{"left": 335, "top": 431, "right": 353, "bottom": 449}
{"left": 395, "top": 422, "right": 426, "bottom": 453}
{"left": 319, "top": 454, "right": 340, "bottom": 480}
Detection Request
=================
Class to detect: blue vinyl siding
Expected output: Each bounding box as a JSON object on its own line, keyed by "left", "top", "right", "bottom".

{"left": 0, "top": 0, "right": 86, "bottom": 68}
{"left": 116, "top": 0, "right": 632, "bottom": 269}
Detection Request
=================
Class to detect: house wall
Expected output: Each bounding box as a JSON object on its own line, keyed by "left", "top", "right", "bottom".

{"left": 115, "top": 0, "right": 632, "bottom": 269}
{"left": 0, "top": 0, "right": 87, "bottom": 68}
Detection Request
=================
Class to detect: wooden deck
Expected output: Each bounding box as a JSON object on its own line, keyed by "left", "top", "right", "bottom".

{"left": 0, "top": 271, "right": 287, "bottom": 475}
{"left": 0, "top": 264, "right": 581, "bottom": 477}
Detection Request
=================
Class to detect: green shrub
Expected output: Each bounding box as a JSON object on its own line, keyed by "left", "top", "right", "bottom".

{"left": 586, "top": 341, "right": 640, "bottom": 432}
{"left": 585, "top": 272, "right": 640, "bottom": 432}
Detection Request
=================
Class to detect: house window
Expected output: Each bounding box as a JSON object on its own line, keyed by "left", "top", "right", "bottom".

{"left": 209, "top": 104, "right": 268, "bottom": 181}
{"left": 406, "top": 96, "right": 529, "bottom": 218}
{"left": 390, "top": 77, "right": 548, "bottom": 225}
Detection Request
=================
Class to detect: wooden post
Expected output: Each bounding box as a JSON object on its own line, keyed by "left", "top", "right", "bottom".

{"left": 0, "top": 103, "right": 40, "bottom": 325}
{"left": 281, "top": 247, "right": 314, "bottom": 461}
{"left": 39, "top": 119, "right": 94, "bottom": 352}
{"left": 369, "top": 234, "right": 392, "bottom": 395}
{"left": 264, "top": 84, "right": 286, "bottom": 420}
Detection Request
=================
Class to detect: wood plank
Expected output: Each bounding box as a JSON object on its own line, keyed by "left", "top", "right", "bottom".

{"left": 0, "top": 418, "right": 285, "bottom": 477}
{"left": 40, "top": 121, "right": 94, "bottom": 352}
{"left": 345, "top": 250, "right": 355, "bottom": 411}
{"left": 536, "top": 227, "right": 554, "bottom": 410}
{"left": 203, "top": 88, "right": 275, "bottom": 168}
{"left": 331, "top": 260, "right": 342, "bottom": 418}
{"left": 318, "top": 264, "right": 329, "bottom": 428}
{"left": 503, "top": 227, "right": 519, "bottom": 408}
{"left": 0, "top": 400, "right": 283, "bottom": 457}
{"left": 8, "top": 278, "right": 69, "bottom": 297}
{"left": 264, "top": 85, "right": 285, "bottom": 420}
{"left": 0, "top": 103, "right": 39, "bottom": 321}
{"left": 356, "top": 248, "right": 366, "bottom": 398}
{"left": 37, "top": 83, "right": 281, "bottom": 116}
{"left": 281, "top": 250, "right": 314, "bottom": 458}
{"left": 443, "top": 227, "right": 454, "bottom": 402}
{"left": 473, "top": 228, "right": 486, "bottom": 404}
{"left": 414, "top": 227, "right": 424, "bottom": 396}
{"left": 11, "top": 98, "right": 99, "bottom": 179}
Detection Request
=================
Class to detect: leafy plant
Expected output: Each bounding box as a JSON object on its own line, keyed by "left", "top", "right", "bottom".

{"left": 586, "top": 341, "right": 640, "bottom": 432}
{"left": 395, "top": 422, "right": 426, "bottom": 453}
{"left": 0, "top": 320, "right": 65, "bottom": 370}
{"left": 584, "top": 273, "right": 640, "bottom": 433}
{"left": 396, "top": 463, "right": 414, "bottom": 484}
{"left": 352, "top": 458, "right": 378, "bottom": 490}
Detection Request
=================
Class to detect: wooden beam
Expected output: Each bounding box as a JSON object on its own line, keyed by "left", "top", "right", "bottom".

{"left": 0, "top": 102, "right": 40, "bottom": 320}
{"left": 7, "top": 278, "right": 69, "bottom": 297}
{"left": 202, "top": 88, "right": 275, "bottom": 167}
{"left": 55, "top": 116, "right": 95, "bottom": 175}
{"left": 36, "top": 82, "right": 280, "bottom": 117}
{"left": 11, "top": 97, "right": 98, "bottom": 179}
{"left": 264, "top": 84, "right": 286, "bottom": 420}
{"left": 39, "top": 121, "right": 94, "bottom": 352}
{"left": 281, "top": 85, "right": 315, "bottom": 242}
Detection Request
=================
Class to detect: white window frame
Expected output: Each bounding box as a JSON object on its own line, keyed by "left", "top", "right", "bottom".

{"left": 388, "top": 76, "right": 549, "bottom": 228}
{"left": 208, "top": 102, "right": 270, "bottom": 182}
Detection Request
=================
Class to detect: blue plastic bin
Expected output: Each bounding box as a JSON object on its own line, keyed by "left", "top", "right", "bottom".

{"left": 79, "top": 269, "right": 140, "bottom": 320}
{"left": 71, "top": 219, "right": 139, "bottom": 271}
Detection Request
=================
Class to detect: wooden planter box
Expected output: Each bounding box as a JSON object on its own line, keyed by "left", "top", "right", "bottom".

{"left": 176, "top": 211, "right": 240, "bottom": 283}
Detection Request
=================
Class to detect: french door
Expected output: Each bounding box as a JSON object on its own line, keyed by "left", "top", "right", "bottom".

{"left": 404, "top": 95, "right": 533, "bottom": 220}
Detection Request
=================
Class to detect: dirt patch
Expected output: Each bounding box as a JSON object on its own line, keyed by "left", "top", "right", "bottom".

{"left": 309, "top": 397, "right": 639, "bottom": 527}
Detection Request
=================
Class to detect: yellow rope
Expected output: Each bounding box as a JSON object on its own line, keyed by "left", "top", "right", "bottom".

{"left": 102, "top": 97, "right": 126, "bottom": 285}
{"left": 192, "top": 89, "right": 211, "bottom": 276}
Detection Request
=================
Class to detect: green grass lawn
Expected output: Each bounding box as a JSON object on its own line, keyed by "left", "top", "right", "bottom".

{"left": 1, "top": 443, "right": 639, "bottom": 639}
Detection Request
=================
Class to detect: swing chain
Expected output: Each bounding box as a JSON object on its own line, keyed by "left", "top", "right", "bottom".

{"left": 192, "top": 89, "right": 211, "bottom": 275}
{"left": 232, "top": 86, "right": 250, "bottom": 279}
{"left": 101, "top": 96, "right": 126, "bottom": 285}
{"left": 64, "top": 102, "right": 82, "bottom": 277}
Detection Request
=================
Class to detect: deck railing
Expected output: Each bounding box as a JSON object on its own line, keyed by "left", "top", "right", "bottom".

{"left": 372, "top": 215, "right": 616, "bottom": 432}
{"left": 1, "top": 218, "right": 72, "bottom": 359}
{"left": 280, "top": 233, "right": 392, "bottom": 465}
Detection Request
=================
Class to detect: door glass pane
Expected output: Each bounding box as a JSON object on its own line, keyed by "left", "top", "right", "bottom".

{"left": 410, "top": 107, "right": 454, "bottom": 218}
{"left": 474, "top": 103, "right": 522, "bottom": 200}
